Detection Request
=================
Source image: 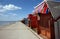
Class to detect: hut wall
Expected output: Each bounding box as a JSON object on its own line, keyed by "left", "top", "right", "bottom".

{"left": 39, "top": 13, "right": 55, "bottom": 39}
{"left": 54, "top": 18, "right": 60, "bottom": 39}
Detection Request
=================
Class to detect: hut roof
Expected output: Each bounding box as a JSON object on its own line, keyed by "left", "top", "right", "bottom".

{"left": 34, "top": 0, "right": 60, "bottom": 19}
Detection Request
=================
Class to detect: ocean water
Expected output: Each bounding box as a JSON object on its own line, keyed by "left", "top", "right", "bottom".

{"left": 0, "top": 21, "right": 16, "bottom": 27}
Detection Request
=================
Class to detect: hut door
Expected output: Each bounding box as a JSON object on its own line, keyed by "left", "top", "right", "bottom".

{"left": 40, "top": 13, "right": 55, "bottom": 39}
{"left": 48, "top": 18, "right": 55, "bottom": 39}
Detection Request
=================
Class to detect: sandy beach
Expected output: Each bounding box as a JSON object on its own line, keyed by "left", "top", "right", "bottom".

{"left": 0, "top": 22, "right": 43, "bottom": 39}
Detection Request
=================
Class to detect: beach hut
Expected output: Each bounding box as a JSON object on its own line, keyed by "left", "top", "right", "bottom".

{"left": 21, "top": 19, "right": 25, "bottom": 24}
{"left": 23, "top": 18, "right": 29, "bottom": 26}
{"left": 28, "top": 14, "right": 39, "bottom": 33}
{"left": 33, "top": 0, "right": 60, "bottom": 39}
{"left": 21, "top": 18, "right": 29, "bottom": 26}
{"left": 46, "top": 0, "right": 60, "bottom": 39}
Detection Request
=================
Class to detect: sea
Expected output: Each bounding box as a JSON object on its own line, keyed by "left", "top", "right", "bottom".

{"left": 0, "top": 21, "right": 17, "bottom": 27}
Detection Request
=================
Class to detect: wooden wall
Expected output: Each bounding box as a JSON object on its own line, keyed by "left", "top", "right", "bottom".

{"left": 39, "top": 13, "right": 55, "bottom": 39}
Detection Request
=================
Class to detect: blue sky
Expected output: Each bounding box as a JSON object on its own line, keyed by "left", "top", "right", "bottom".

{"left": 0, "top": 0, "right": 60, "bottom": 21}
{"left": 0, "top": 0, "right": 43, "bottom": 21}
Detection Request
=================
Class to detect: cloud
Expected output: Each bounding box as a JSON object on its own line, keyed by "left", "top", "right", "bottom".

{"left": 3, "top": 4, "right": 22, "bottom": 10}
{"left": 12, "top": 14, "right": 17, "bottom": 16}
{"left": 8, "top": 13, "right": 17, "bottom": 16}
{"left": 0, "top": 13, "right": 17, "bottom": 17}
{"left": 0, "top": 13, "right": 9, "bottom": 16}
{"left": 32, "top": 10, "right": 35, "bottom": 12}
{"left": 0, "top": 4, "right": 22, "bottom": 12}
{"left": 0, "top": 14, "right": 3, "bottom": 16}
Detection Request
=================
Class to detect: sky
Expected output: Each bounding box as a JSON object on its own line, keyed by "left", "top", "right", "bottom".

{"left": 0, "top": 0, "right": 60, "bottom": 21}
{"left": 0, "top": 0, "right": 43, "bottom": 21}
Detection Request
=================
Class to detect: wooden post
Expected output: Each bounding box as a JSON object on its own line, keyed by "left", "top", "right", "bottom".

{"left": 50, "top": 18, "right": 55, "bottom": 39}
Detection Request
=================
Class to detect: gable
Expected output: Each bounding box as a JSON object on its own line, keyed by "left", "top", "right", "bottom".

{"left": 34, "top": 1, "right": 49, "bottom": 14}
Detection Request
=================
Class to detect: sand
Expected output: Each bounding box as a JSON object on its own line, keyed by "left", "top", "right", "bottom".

{"left": 0, "top": 22, "right": 43, "bottom": 39}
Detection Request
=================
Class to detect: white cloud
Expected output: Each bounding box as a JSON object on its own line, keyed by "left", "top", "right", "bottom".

{"left": 12, "top": 14, "right": 17, "bottom": 16}
{"left": 0, "top": 13, "right": 17, "bottom": 17}
{"left": 0, "top": 5, "right": 6, "bottom": 12}
{"left": 3, "top": 4, "right": 22, "bottom": 10}
{"left": 4, "top": 15, "right": 8, "bottom": 16}
{"left": 8, "top": 13, "right": 17, "bottom": 16}
{"left": 0, "top": 4, "right": 22, "bottom": 12}
{"left": 32, "top": 10, "right": 35, "bottom": 12}
{"left": 0, "top": 14, "right": 3, "bottom": 16}
{"left": 0, "top": 13, "right": 8, "bottom": 16}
